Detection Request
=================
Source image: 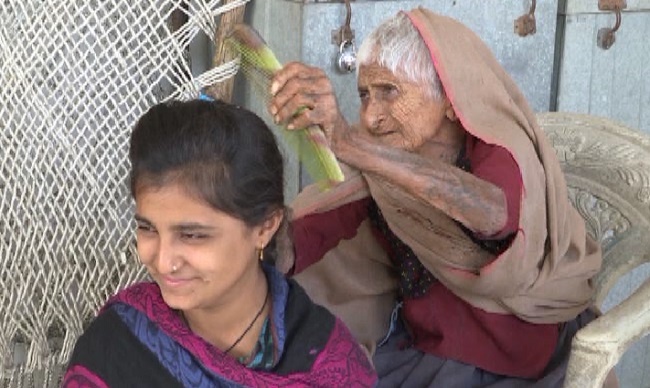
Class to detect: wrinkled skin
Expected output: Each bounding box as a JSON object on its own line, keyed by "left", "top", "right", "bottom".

{"left": 357, "top": 64, "right": 451, "bottom": 153}
{"left": 270, "top": 62, "right": 507, "bottom": 236}
{"left": 269, "top": 62, "right": 346, "bottom": 142}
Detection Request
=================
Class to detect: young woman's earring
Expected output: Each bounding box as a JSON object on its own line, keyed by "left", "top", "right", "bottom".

{"left": 258, "top": 247, "right": 264, "bottom": 262}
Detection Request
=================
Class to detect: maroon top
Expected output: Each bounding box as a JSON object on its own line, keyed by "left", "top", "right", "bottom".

{"left": 291, "top": 135, "right": 559, "bottom": 378}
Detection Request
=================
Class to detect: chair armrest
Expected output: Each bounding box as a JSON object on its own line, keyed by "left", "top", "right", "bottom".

{"left": 564, "top": 277, "right": 650, "bottom": 388}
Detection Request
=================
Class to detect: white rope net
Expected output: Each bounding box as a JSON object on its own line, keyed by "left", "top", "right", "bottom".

{"left": 0, "top": 0, "right": 247, "bottom": 386}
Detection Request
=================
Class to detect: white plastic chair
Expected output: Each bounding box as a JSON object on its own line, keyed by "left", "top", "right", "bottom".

{"left": 537, "top": 112, "right": 650, "bottom": 388}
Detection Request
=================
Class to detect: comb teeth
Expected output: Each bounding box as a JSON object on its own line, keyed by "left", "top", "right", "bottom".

{"left": 227, "top": 24, "right": 344, "bottom": 190}
{"left": 229, "top": 24, "right": 267, "bottom": 51}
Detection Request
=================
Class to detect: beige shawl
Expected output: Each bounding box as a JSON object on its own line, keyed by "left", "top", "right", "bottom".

{"left": 292, "top": 8, "right": 602, "bottom": 354}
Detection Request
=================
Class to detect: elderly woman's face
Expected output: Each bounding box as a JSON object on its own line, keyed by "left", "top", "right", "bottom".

{"left": 357, "top": 63, "right": 450, "bottom": 151}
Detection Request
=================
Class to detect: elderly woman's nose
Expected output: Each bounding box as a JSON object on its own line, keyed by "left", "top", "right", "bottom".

{"left": 362, "top": 101, "right": 385, "bottom": 131}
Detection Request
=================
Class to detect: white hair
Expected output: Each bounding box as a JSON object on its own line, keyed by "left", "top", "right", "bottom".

{"left": 357, "top": 12, "right": 443, "bottom": 100}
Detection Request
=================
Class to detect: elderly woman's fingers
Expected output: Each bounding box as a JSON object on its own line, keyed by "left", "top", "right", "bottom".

{"left": 275, "top": 91, "right": 336, "bottom": 128}
{"left": 267, "top": 61, "right": 348, "bottom": 149}
{"left": 284, "top": 102, "right": 329, "bottom": 131}
{"left": 272, "top": 76, "right": 329, "bottom": 117}
{"left": 271, "top": 79, "right": 333, "bottom": 121}
{"left": 269, "top": 63, "right": 334, "bottom": 122}
{"left": 270, "top": 62, "right": 320, "bottom": 96}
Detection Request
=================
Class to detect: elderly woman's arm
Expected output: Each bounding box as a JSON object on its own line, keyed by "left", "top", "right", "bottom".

{"left": 270, "top": 63, "right": 508, "bottom": 237}
{"left": 336, "top": 129, "right": 508, "bottom": 237}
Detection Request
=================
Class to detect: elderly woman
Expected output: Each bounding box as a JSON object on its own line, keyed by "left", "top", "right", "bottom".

{"left": 270, "top": 7, "right": 604, "bottom": 387}
{"left": 62, "top": 100, "right": 377, "bottom": 387}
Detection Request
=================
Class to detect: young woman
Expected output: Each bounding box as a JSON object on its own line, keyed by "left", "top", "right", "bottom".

{"left": 62, "top": 99, "right": 377, "bottom": 387}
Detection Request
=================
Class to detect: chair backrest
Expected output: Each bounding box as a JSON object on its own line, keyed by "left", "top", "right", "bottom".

{"left": 537, "top": 112, "right": 650, "bottom": 308}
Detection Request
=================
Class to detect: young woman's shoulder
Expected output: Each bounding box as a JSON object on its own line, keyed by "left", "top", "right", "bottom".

{"left": 280, "top": 279, "right": 377, "bottom": 387}
{"left": 62, "top": 307, "right": 183, "bottom": 388}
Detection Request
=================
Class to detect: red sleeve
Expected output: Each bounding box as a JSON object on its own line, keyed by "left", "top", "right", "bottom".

{"left": 465, "top": 135, "right": 522, "bottom": 240}
{"left": 290, "top": 198, "right": 371, "bottom": 275}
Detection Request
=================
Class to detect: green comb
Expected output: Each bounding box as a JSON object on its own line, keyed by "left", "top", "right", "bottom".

{"left": 227, "top": 24, "right": 345, "bottom": 191}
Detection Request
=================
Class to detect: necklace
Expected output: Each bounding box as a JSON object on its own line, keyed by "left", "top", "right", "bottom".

{"left": 224, "top": 286, "right": 269, "bottom": 354}
{"left": 178, "top": 286, "right": 270, "bottom": 355}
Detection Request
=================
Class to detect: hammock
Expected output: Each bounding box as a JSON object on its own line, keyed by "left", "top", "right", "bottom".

{"left": 0, "top": 1, "right": 248, "bottom": 386}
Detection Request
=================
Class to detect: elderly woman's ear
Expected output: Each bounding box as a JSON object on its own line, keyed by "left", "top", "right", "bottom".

{"left": 444, "top": 99, "right": 457, "bottom": 122}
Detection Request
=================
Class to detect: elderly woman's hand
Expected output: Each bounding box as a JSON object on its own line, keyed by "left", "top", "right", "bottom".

{"left": 269, "top": 62, "right": 349, "bottom": 150}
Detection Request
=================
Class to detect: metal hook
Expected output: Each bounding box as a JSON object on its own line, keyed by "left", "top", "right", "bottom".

{"left": 514, "top": 0, "right": 536, "bottom": 37}
{"left": 344, "top": 0, "right": 352, "bottom": 33}
{"left": 597, "top": 0, "right": 626, "bottom": 50}
{"left": 611, "top": 8, "right": 622, "bottom": 32}
{"left": 332, "top": 0, "right": 355, "bottom": 46}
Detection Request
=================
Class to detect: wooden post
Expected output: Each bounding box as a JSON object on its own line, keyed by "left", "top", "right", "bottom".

{"left": 169, "top": 2, "right": 191, "bottom": 84}
{"left": 205, "top": 0, "right": 247, "bottom": 102}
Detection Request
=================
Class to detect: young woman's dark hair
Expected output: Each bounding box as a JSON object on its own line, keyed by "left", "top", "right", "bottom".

{"left": 129, "top": 99, "right": 285, "bottom": 262}
{"left": 64, "top": 99, "right": 377, "bottom": 388}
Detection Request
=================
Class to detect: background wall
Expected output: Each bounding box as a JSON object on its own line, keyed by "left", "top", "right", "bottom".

{"left": 555, "top": 1, "right": 650, "bottom": 135}
{"left": 240, "top": 0, "right": 559, "bottom": 121}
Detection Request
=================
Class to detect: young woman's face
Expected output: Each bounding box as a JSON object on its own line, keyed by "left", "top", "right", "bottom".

{"left": 357, "top": 63, "right": 451, "bottom": 151}
{"left": 134, "top": 183, "right": 272, "bottom": 313}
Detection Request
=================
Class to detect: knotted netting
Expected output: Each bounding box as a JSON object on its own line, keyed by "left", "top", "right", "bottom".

{"left": 0, "top": 0, "right": 248, "bottom": 386}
